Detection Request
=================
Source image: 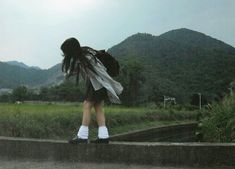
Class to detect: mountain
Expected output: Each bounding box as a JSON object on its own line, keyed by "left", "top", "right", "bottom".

{"left": 6, "top": 61, "right": 29, "bottom": 69}
{"left": 30, "top": 66, "right": 41, "bottom": 70}
{"left": 6, "top": 61, "right": 41, "bottom": 70}
{"left": 108, "top": 28, "right": 235, "bottom": 102}
{"left": 0, "top": 61, "right": 63, "bottom": 88}
{"left": 1, "top": 28, "right": 235, "bottom": 103}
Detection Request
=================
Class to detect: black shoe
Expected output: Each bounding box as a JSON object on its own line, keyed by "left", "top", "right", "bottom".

{"left": 68, "top": 136, "right": 88, "bottom": 144}
{"left": 90, "top": 138, "right": 109, "bottom": 144}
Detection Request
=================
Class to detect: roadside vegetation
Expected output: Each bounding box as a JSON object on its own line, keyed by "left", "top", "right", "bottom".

{"left": 199, "top": 95, "right": 235, "bottom": 142}
{"left": 0, "top": 103, "right": 198, "bottom": 140}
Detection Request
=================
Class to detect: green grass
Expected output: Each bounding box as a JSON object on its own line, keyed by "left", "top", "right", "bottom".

{"left": 0, "top": 102, "right": 198, "bottom": 140}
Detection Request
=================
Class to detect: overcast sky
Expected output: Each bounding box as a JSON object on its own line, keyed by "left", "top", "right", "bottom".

{"left": 0, "top": 0, "right": 235, "bottom": 69}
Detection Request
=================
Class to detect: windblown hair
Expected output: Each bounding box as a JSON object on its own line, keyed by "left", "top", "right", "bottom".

{"left": 61, "top": 38, "right": 97, "bottom": 84}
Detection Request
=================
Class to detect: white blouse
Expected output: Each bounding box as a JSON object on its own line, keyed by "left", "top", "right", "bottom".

{"left": 79, "top": 51, "right": 123, "bottom": 104}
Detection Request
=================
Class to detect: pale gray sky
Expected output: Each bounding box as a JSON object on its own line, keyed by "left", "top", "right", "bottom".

{"left": 0, "top": 0, "right": 235, "bottom": 69}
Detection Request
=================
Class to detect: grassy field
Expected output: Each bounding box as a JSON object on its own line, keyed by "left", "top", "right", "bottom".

{"left": 0, "top": 102, "right": 198, "bottom": 140}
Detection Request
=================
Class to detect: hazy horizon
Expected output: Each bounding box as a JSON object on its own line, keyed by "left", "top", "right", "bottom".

{"left": 1, "top": 0, "right": 235, "bottom": 69}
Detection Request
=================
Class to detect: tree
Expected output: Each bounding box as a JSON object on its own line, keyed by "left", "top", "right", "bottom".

{"left": 39, "top": 87, "right": 50, "bottom": 101}
{"left": 12, "top": 86, "right": 28, "bottom": 101}
{"left": 118, "top": 59, "right": 145, "bottom": 106}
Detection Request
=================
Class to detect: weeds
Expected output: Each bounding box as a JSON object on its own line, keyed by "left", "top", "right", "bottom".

{"left": 200, "top": 95, "right": 235, "bottom": 142}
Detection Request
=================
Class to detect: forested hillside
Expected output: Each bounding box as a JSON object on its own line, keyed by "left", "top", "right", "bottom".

{"left": 109, "top": 28, "right": 235, "bottom": 104}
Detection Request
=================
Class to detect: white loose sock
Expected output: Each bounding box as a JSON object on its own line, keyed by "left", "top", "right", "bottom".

{"left": 77, "top": 125, "right": 89, "bottom": 139}
{"left": 98, "top": 126, "right": 109, "bottom": 139}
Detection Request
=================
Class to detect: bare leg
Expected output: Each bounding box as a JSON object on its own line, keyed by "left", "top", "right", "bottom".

{"left": 82, "top": 100, "right": 94, "bottom": 126}
{"left": 94, "top": 101, "right": 106, "bottom": 126}
{"left": 70, "top": 100, "right": 94, "bottom": 142}
{"left": 93, "top": 101, "right": 109, "bottom": 141}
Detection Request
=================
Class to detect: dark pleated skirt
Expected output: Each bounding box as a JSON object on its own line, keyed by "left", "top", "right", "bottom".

{"left": 84, "top": 80, "right": 108, "bottom": 103}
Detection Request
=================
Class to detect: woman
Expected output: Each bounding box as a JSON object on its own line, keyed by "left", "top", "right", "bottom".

{"left": 61, "top": 38, "right": 123, "bottom": 144}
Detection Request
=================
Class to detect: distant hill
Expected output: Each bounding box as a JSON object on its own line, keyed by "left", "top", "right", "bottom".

{"left": 6, "top": 61, "right": 29, "bottom": 69}
{"left": 108, "top": 28, "right": 235, "bottom": 102}
{"left": 0, "top": 61, "right": 63, "bottom": 88}
{"left": 6, "top": 61, "right": 41, "bottom": 70}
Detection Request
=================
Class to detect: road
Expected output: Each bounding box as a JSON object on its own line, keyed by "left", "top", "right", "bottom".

{"left": 0, "top": 159, "right": 233, "bottom": 169}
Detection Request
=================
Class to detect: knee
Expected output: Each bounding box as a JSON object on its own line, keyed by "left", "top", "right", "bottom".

{"left": 94, "top": 102, "right": 103, "bottom": 112}
{"left": 83, "top": 100, "right": 93, "bottom": 110}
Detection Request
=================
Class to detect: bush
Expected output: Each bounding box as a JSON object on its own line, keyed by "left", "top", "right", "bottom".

{"left": 200, "top": 95, "right": 235, "bottom": 142}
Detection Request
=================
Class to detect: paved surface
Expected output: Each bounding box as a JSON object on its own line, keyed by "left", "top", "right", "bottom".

{"left": 0, "top": 160, "right": 234, "bottom": 169}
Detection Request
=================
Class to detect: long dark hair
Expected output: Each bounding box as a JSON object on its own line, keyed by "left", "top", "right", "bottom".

{"left": 61, "top": 38, "right": 97, "bottom": 84}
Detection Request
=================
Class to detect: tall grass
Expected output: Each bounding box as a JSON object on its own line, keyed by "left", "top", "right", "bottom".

{"left": 0, "top": 103, "right": 198, "bottom": 140}
{"left": 200, "top": 95, "right": 235, "bottom": 142}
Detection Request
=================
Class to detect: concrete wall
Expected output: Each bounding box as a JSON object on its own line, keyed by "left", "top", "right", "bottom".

{"left": 0, "top": 136, "right": 235, "bottom": 167}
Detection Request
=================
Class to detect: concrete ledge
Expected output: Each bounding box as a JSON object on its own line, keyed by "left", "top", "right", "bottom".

{"left": 0, "top": 136, "right": 235, "bottom": 167}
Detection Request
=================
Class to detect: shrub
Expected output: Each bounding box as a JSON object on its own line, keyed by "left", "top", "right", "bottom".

{"left": 200, "top": 95, "right": 235, "bottom": 142}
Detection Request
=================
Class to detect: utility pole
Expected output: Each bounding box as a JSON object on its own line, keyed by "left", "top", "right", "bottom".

{"left": 198, "top": 93, "right": 201, "bottom": 110}
{"left": 163, "top": 95, "right": 166, "bottom": 108}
